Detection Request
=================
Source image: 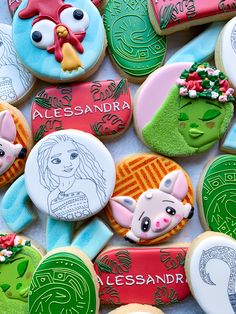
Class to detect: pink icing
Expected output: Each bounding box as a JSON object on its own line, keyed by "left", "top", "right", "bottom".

{"left": 0, "top": 111, "right": 16, "bottom": 142}
{"left": 134, "top": 62, "right": 192, "bottom": 137}
{"left": 109, "top": 199, "right": 134, "bottom": 228}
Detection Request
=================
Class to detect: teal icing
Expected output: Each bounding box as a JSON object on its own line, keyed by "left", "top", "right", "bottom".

{"left": 222, "top": 122, "right": 236, "bottom": 152}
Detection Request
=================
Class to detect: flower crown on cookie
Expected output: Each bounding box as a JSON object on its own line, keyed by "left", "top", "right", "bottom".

{"left": 0, "top": 234, "right": 31, "bottom": 263}
{"left": 177, "top": 63, "right": 235, "bottom": 103}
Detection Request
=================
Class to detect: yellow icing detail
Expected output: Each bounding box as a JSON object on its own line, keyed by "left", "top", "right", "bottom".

{"left": 61, "top": 43, "right": 83, "bottom": 72}
{"left": 56, "top": 26, "right": 68, "bottom": 38}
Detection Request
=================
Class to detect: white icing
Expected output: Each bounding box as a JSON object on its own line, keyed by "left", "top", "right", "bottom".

{"left": 188, "top": 234, "right": 236, "bottom": 314}
{"left": 60, "top": 7, "right": 89, "bottom": 32}
{"left": 31, "top": 19, "right": 56, "bottom": 49}
{"left": 25, "top": 129, "right": 116, "bottom": 222}
{"left": 0, "top": 23, "right": 35, "bottom": 105}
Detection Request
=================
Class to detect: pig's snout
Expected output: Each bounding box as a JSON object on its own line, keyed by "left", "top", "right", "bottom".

{"left": 152, "top": 215, "right": 171, "bottom": 231}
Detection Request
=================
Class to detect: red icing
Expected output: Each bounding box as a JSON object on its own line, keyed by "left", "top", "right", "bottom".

{"left": 94, "top": 247, "right": 190, "bottom": 305}
{"left": 151, "top": 0, "right": 236, "bottom": 30}
{"left": 31, "top": 79, "right": 132, "bottom": 141}
{"left": 0, "top": 234, "right": 16, "bottom": 249}
{"left": 8, "top": 0, "right": 22, "bottom": 16}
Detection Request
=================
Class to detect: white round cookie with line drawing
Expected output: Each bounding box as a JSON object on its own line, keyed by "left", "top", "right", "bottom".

{"left": 24, "top": 129, "right": 116, "bottom": 221}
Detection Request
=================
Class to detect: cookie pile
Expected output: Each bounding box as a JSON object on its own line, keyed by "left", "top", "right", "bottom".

{"left": 0, "top": 0, "right": 236, "bottom": 313}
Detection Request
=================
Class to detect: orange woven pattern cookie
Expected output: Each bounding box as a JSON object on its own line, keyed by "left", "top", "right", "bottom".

{"left": 0, "top": 102, "right": 32, "bottom": 188}
{"left": 106, "top": 154, "right": 194, "bottom": 245}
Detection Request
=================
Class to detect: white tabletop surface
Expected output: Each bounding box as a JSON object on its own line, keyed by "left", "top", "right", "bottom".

{"left": 0, "top": 0, "right": 226, "bottom": 312}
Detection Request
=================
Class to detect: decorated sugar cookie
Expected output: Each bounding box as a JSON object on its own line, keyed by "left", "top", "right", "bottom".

{"left": 0, "top": 233, "right": 44, "bottom": 314}
{"left": 94, "top": 246, "right": 190, "bottom": 306}
{"left": 185, "top": 231, "right": 236, "bottom": 314}
{"left": 0, "top": 102, "right": 32, "bottom": 188}
{"left": 148, "top": 0, "right": 236, "bottom": 35}
{"left": 12, "top": 0, "right": 106, "bottom": 83}
{"left": 221, "top": 120, "right": 236, "bottom": 153}
{"left": 25, "top": 129, "right": 116, "bottom": 221}
{"left": 28, "top": 247, "right": 99, "bottom": 314}
{"left": 0, "top": 24, "right": 35, "bottom": 105}
{"left": 31, "top": 79, "right": 132, "bottom": 142}
{"left": 134, "top": 62, "right": 234, "bottom": 157}
{"left": 108, "top": 304, "right": 165, "bottom": 314}
{"left": 103, "top": 0, "right": 166, "bottom": 83}
{"left": 106, "top": 154, "right": 194, "bottom": 245}
{"left": 197, "top": 155, "right": 236, "bottom": 239}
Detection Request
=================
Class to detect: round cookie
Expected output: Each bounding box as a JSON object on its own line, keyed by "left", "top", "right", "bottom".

{"left": 220, "top": 120, "right": 236, "bottom": 154}
{"left": 94, "top": 245, "right": 190, "bottom": 305}
{"left": 0, "top": 233, "right": 44, "bottom": 314}
{"left": 108, "top": 304, "right": 164, "bottom": 314}
{"left": 0, "top": 23, "right": 36, "bottom": 105}
{"left": 103, "top": 0, "right": 166, "bottom": 83}
{"left": 134, "top": 62, "right": 234, "bottom": 157}
{"left": 31, "top": 79, "right": 132, "bottom": 142}
{"left": 0, "top": 102, "right": 32, "bottom": 188}
{"left": 28, "top": 247, "right": 99, "bottom": 314}
{"left": 215, "top": 16, "right": 236, "bottom": 91}
{"left": 185, "top": 231, "right": 236, "bottom": 314}
{"left": 197, "top": 154, "right": 236, "bottom": 239}
{"left": 106, "top": 154, "right": 194, "bottom": 245}
{"left": 12, "top": 0, "right": 106, "bottom": 83}
{"left": 24, "top": 129, "right": 116, "bottom": 221}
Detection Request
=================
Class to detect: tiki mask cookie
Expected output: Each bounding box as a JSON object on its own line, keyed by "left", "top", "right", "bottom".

{"left": 103, "top": 0, "right": 166, "bottom": 83}
{"left": 28, "top": 247, "right": 99, "bottom": 314}
{"left": 31, "top": 79, "right": 132, "bottom": 142}
{"left": 134, "top": 62, "right": 235, "bottom": 157}
{"left": 0, "top": 233, "right": 44, "bottom": 314}
{"left": 106, "top": 154, "right": 194, "bottom": 245}
{"left": 0, "top": 102, "right": 32, "bottom": 188}
{"left": 108, "top": 304, "right": 165, "bottom": 313}
{"left": 12, "top": 0, "right": 106, "bottom": 83}
{"left": 197, "top": 155, "right": 236, "bottom": 239}
{"left": 24, "top": 129, "right": 116, "bottom": 221}
{"left": 94, "top": 246, "right": 190, "bottom": 305}
{"left": 148, "top": 0, "right": 236, "bottom": 35}
{"left": 0, "top": 24, "right": 36, "bottom": 105}
{"left": 185, "top": 231, "right": 236, "bottom": 314}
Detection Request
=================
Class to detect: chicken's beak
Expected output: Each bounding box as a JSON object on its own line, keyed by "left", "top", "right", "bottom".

{"left": 61, "top": 43, "right": 83, "bottom": 72}
{"left": 56, "top": 25, "right": 68, "bottom": 38}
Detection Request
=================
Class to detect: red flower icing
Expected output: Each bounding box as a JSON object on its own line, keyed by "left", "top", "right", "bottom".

{"left": 0, "top": 234, "right": 16, "bottom": 249}
{"left": 220, "top": 80, "right": 230, "bottom": 93}
{"left": 184, "top": 80, "right": 203, "bottom": 92}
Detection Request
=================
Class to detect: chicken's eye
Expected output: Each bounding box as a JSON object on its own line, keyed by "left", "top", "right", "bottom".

{"left": 60, "top": 7, "right": 89, "bottom": 33}
{"left": 31, "top": 19, "right": 56, "bottom": 49}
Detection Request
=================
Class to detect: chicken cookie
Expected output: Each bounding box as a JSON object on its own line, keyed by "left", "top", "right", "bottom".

{"left": 106, "top": 154, "right": 194, "bottom": 245}
{"left": 12, "top": 0, "right": 106, "bottom": 83}
{"left": 134, "top": 62, "right": 234, "bottom": 157}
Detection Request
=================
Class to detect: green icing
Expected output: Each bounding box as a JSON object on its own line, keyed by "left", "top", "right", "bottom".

{"left": 0, "top": 246, "right": 42, "bottom": 314}
{"left": 28, "top": 252, "right": 97, "bottom": 314}
{"left": 201, "top": 155, "right": 236, "bottom": 239}
{"left": 104, "top": 0, "right": 166, "bottom": 78}
{"left": 142, "top": 86, "right": 234, "bottom": 157}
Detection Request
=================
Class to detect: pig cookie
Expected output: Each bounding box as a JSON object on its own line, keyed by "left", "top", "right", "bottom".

{"left": 12, "top": 0, "right": 106, "bottom": 83}
{"left": 0, "top": 23, "right": 36, "bottom": 105}
{"left": 31, "top": 79, "right": 132, "bottom": 142}
{"left": 108, "top": 304, "right": 164, "bottom": 314}
{"left": 185, "top": 231, "right": 236, "bottom": 314}
{"left": 134, "top": 62, "right": 234, "bottom": 157}
{"left": 106, "top": 154, "right": 194, "bottom": 245}
{"left": 0, "top": 102, "right": 32, "bottom": 188}
{"left": 0, "top": 233, "right": 44, "bottom": 314}
{"left": 103, "top": 0, "right": 166, "bottom": 83}
{"left": 197, "top": 154, "right": 236, "bottom": 239}
{"left": 28, "top": 247, "right": 99, "bottom": 314}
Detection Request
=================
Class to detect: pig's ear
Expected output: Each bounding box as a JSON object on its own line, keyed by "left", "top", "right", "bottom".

{"left": 183, "top": 203, "right": 194, "bottom": 219}
{"left": 109, "top": 196, "right": 136, "bottom": 228}
{"left": 0, "top": 111, "right": 16, "bottom": 143}
{"left": 159, "top": 170, "right": 188, "bottom": 200}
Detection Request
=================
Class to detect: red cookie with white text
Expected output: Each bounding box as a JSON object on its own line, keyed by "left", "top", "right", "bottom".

{"left": 31, "top": 79, "right": 132, "bottom": 142}
{"left": 94, "top": 245, "right": 190, "bottom": 306}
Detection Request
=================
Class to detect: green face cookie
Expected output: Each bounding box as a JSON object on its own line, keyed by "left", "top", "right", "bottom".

{"left": 28, "top": 251, "right": 98, "bottom": 314}
{"left": 178, "top": 98, "right": 225, "bottom": 150}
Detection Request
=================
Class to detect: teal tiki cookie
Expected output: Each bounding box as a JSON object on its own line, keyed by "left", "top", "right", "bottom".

{"left": 28, "top": 247, "right": 99, "bottom": 313}
{"left": 0, "top": 233, "right": 44, "bottom": 314}
{"left": 197, "top": 154, "right": 236, "bottom": 239}
{"left": 104, "top": 0, "right": 166, "bottom": 83}
{"left": 134, "top": 62, "right": 235, "bottom": 157}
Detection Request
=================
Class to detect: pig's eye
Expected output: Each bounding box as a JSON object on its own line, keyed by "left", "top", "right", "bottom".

{"left": 141, "top": 217, "right": 151, "bottom": 232}
{"left": 166, "top": 207, "right": 176, "bottom": 216}
{"left": 0, "top": 149, "right": 5, "bottom": 157}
